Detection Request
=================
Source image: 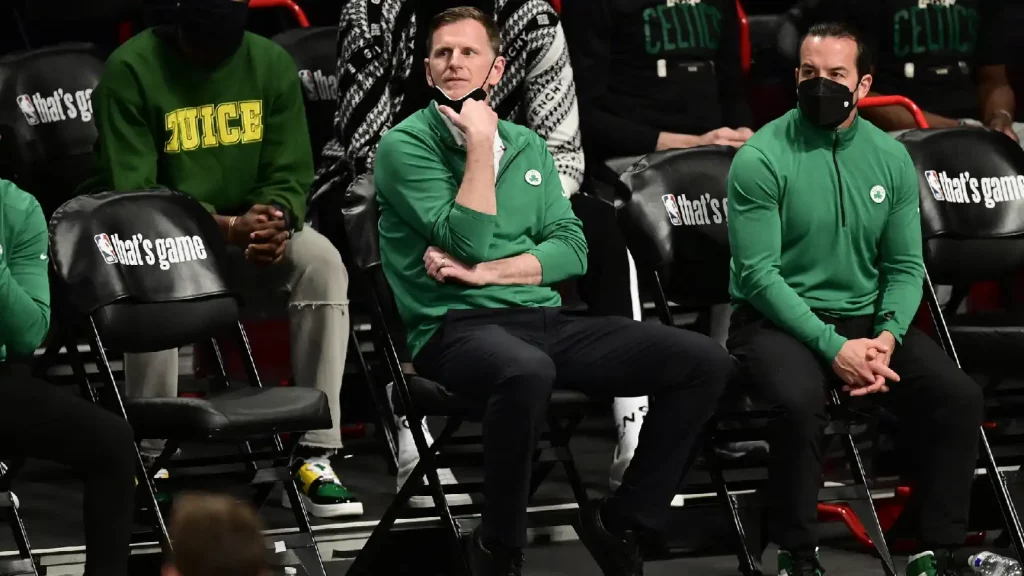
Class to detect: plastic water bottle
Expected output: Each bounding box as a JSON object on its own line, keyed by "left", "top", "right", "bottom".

{"left": 969, "top": 551, "right": 1023, "bottom": 575}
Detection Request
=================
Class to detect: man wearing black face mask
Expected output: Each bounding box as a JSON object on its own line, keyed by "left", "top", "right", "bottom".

{"left": 83, "top": 0, "right": 362, "bottom": 520}
{"left": 726, "top": 22, "right": 983, "bottom": 576}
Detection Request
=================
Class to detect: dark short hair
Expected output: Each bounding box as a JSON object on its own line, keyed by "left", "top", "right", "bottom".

{"left": 800, "top": 21, "right": 872, "bottom": 77}
{"left": 427, "top": 6, "right": 501, "bottom": 57}
{"left": 169, "top": 492, "right": 267, "bottom": 576}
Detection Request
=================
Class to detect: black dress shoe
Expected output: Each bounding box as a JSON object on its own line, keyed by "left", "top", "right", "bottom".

{"left": 467, "top": 527, "right": 524, "bottom": 576}
{"left": 577, "top": 499, "right": 643, "bottom": 576}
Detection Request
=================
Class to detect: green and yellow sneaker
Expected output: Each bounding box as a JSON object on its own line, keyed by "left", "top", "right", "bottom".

{"left": 778, "top": 548, "right": 825, "bottom": 576}
{"left": 282, "top": 456, "right": 363, "bottom": 518}
{"left": 906, "top": 550, "right": 958, "bottom": 576}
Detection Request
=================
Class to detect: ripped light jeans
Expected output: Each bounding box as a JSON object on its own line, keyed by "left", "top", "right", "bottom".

{"left": 124, "top": 227, "right": 350, "bottom": 456}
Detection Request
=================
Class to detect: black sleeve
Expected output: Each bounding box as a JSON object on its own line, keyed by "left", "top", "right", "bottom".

{"left": 561, "top": 0, "right": 661, "bottom": 161}
{"left": 976, "top": 0, "right": 1007, "bottom": 66}
{"left": 716, "top": 2, "right": 752, "bottom": 128}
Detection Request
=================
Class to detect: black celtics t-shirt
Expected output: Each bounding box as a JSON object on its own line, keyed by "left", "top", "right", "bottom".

{"left": 607, "top": 0, "right": 743, "bottom": 134}
{"left": 828, "top": 0, "right": 1006, "bottom": 119}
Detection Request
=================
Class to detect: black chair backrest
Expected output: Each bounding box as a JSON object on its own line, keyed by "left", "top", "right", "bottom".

{"left": 340, "top": 174, "right": 413, "bottom": 359}
{"left": 616, "top": 146, "right": 736, "bottom": 305}
{"left": 0, "top": 43, "right": 105, "bottom": 218}
{"left": 49, "top": 189, "right": 240, "bottom": 353}
{"left": 272, "top": 26, "right": 338, "bottom": 168}
{"left": 898, "top": 127, "right": 1024, "bottom": 285}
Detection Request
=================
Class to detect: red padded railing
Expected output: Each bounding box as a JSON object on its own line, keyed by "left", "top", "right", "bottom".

{"left": 857, "top": 95, "right": 930, "bottom": 129}
{"left": 249, "top": 0, "right": 311, "bottom": 28}
{"left": 736, "top": 0, "right": 750, "bottom": 75}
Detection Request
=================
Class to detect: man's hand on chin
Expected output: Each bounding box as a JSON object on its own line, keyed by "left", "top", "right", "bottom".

{"left": 423, "top": 246, "right": 491, "bottom": 287}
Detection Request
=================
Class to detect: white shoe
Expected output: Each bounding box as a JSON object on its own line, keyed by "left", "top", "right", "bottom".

{"left": 399, "top": 463, "right": 473, "bottom": 508}
{"left": 389, "top": 382, "right": 472, "bottom": 508}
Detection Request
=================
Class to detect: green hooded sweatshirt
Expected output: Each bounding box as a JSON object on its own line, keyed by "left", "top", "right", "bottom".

{"left": 728, "top": 108, "right": 924, "bottom": 361}
{"left": 84, "top": 28, "right": 313, "bottom": 227}
{"left": 375, "top": 105, "right": 588, "bottom": 358}
{"left": 0, "top": 180, "right": 50, "bottom": 361}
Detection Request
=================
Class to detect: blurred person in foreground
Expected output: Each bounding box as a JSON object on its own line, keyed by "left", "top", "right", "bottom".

{"left": 163, "top": 492, "right": 268, "bottom": 576}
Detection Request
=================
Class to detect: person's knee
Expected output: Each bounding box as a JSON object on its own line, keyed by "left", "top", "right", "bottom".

{"left": 91, "top": 414, "right": 137, "bottom": 472}
{"left": 496, "top": 350, "right": 557, "bottom": 414}
{"left": 936, "top": 371, "right": 984, "bottom": 426}
{"left": 289, "top": 230, "right": 349, "bottom": 303}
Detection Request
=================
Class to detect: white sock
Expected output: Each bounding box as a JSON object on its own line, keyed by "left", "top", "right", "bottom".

{"left": 610, "top": 251, "right": 648, "bottom": 476}
{"left": 396, "top": 415, "right": 427, "bottom": 469}
{"left": 613, "top": 396, "right": 648, "bottom": 456}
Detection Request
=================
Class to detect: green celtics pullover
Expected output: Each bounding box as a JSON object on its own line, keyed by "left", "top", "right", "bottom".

{"left": 375, "top": 105, "right": 588, "bottom": 358}
{"left": 0, "top": 180, "right": 50, "bottom": 361}
{"left": 728, "top": 109, "right": 924, "bottom": 361}
{"left": 85, "top": 28, "right": 313, "bottom": 227}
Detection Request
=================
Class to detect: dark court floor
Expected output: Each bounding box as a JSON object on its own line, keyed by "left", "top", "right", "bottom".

{"left": 2, "top": 412, "right": 1020, "bottom": 575}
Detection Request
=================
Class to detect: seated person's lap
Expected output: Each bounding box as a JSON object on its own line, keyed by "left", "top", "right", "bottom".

{"left": 413, "top": 308, "right": 730, "bottom": 404}
{"left": 728, "top": 311, "right": 979, "bottom": 414}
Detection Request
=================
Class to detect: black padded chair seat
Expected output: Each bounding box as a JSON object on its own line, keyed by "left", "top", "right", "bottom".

{"left": 393, "top": 374, "right": 598, "bottom": 418}
{"left": 125, "top": 385, "right": 332, "bottom": 440}
{"left": 946, "top": 311, "right": 1024, "bottom": 374}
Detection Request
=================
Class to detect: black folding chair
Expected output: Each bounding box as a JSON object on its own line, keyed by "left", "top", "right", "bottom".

{"left": 0, "top": 43, "right": 105, "bottom": 382}
{"left": 0, "top": 459, "right": 35, "bottom": 576}
{"left": 614, "top": 146, "right": 897, "bottom": 576}
{"left": 47, "top": 189, "right": 333, "bottom": 576}
{"left": 272, "top": 25, "right": 338, "bottom": 171}
{"left": 337, "top": 174, "right": 601, "bottom": 576}
{"left": 899, "top": 126, "right": 1024, "bottom": 558}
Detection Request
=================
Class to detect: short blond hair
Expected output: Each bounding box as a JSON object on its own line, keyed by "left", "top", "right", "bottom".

{"left": 428, "top": 6, "right": 502, "bottom": 56}
{"left": 169, "top": 492, "right": 267, "bottom": 576}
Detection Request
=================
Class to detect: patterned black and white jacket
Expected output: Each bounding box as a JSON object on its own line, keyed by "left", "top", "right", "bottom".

{"left": 311, "top": 0, "right": 585, "bottom": 202}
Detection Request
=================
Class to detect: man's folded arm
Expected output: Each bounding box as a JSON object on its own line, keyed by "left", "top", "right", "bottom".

{"left": 522, "top": 143, "right": 587, "bottom": 285}
{"left": 0, "top": 196, "right": 50, "bottom": 356}
{"left": 375, "top": 130, "right": 497, "bottom": 264}
{"left": 728, "top": 145, "right": 847, "bottom": 360}
{"left": 874, "top": 153, "right": 925, "bottom": 340}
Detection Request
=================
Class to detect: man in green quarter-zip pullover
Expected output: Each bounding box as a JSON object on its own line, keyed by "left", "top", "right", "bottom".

{"left": 84, "top": 0, "right": 360, "bottom": 519}
{"left": 374, "top": 8, "right": 732, "bottom": 576}
{"left": 0, "top": 179, "right": 136, "bottom": 576}
{"left": 727, "top": 22, "right": 982, "bottom": 576}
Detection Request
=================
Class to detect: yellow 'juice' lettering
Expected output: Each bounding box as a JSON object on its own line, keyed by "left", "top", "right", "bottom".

{"left": 216, "top": 103, "right": 241, "bottom": 145}
{"left": 239, "top": 100, "right": 263, "bottom": 143}
{"left": 198, "top": 104, "right": 218, "bottom": 148}
{"left": 164, "top": 111, "right": 180, "bottom": 153}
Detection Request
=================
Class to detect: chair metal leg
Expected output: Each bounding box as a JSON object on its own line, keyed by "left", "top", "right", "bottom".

{"left": 0, "top": 460, "right": 37, "bottom": 576}
{"left": 832, "top": 390, "right": 897, "bottom": 576}
{"left": 704, "top": 440, "right": 762, "bottom": 576}
{"left": 349, "top": 329, "right": 399, "bottom": 470}
{"left": 86, "top": 319, "right": 173, "bottom": 554}
{"left": 347, "top": 418, "right": 469, "bottom": 576}
{"left": 924, "top": 272, "right": 1024, "bottom": 557}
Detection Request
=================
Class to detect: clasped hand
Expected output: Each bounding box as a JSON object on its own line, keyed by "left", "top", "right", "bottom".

{"left": 832, "top": 331, "right": 900, "bottom": 397}
{"left": 229, "top": 204, "right": 290, "bottom": 265}
{"left": 423, "top": 247, "right": 489, "bottom": 286}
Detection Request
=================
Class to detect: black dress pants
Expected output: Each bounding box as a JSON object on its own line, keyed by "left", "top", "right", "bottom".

{"left": 728, "top": 310, "right": 984, "bottom": 552}
{"left": 0, "top": 362, "right": 136, "bottom": 576}
{"left": 413, "top": 307, "right": 732, "bottom": 548}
